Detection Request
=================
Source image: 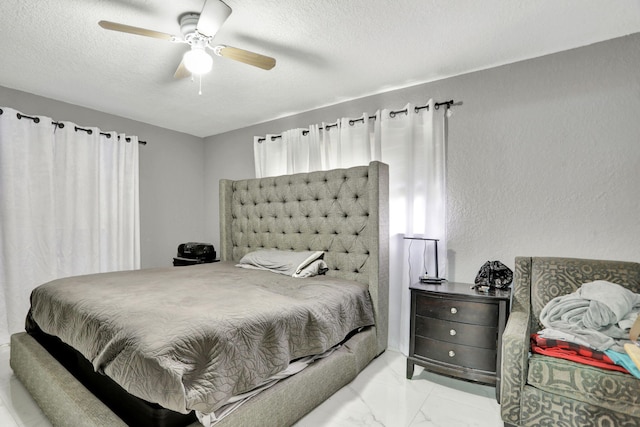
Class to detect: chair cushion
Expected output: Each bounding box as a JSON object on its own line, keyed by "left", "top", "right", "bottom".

{"left": 527, "top": 354, "right": 640, "bottom": 417}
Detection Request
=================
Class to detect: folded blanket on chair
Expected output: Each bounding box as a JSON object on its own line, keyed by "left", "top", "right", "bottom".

{"left": 605, "top": 349, "right": 640, "bottom": 378}
{"left": 539, "top": 280, "right": 640, "bottom": 352}
{"left": 530, "top": 333, "right": 628, "bottom": 373}
{"left": 580, "top": 281, "right": 639, "bottom": 328}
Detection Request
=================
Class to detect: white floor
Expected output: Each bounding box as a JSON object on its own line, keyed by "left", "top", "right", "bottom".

{"left": 0, "top": 343, "right": 502, "bottom": 427}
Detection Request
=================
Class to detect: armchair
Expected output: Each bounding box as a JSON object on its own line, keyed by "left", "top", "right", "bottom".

{"left": 500, "top": 257, "right": 640, "bottom": 427}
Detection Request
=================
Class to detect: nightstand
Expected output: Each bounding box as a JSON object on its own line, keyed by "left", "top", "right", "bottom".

{"left": 407, "top": 281, "right": 510, "bottom": 401}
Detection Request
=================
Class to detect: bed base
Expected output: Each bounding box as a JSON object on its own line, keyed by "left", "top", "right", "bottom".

{"left": 11, "top": 161, "right": 389, "bottom": 427}
{"left": 24, "top": 325, "right": 196, "bottom": 427}
{"left": 11, "top": 327, "right": 379, "bottom": 427}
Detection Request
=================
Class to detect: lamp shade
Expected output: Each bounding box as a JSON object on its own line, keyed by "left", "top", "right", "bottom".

{"left": 183, "top": 47, "right": 213, "bottom": 75}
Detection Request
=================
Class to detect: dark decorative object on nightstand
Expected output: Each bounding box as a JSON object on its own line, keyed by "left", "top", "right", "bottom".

{"left": 407, "top": 281, "right": 511, "bottom": 402}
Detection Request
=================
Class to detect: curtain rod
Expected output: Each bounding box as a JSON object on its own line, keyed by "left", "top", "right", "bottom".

{"left": 0, "top": 108, "right": 147, "bottom": 145}
{"left": 257, "top": 99, "right": 457, "bottom": 143}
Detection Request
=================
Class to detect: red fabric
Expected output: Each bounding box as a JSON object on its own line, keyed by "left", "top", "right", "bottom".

{"left": 530, "top": 334, "right": 629, "bottom": 374}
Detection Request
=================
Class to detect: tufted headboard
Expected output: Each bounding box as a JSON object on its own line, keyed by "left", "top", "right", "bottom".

{"left": 219, "top": 161, "right": 389, "bottom": 354}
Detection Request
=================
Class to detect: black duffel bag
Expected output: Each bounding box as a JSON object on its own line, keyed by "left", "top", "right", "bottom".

{"left": 173, "top": 242, "right": 216, "bottom": 266}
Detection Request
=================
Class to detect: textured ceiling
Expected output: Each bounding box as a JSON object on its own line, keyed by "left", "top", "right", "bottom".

{"left": 1, "top": 0, "right": 640, "bottom": 138}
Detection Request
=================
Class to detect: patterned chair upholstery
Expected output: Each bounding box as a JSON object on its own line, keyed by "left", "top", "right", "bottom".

{"left": 501, "top": 257, "right": 640, "bottom": 427}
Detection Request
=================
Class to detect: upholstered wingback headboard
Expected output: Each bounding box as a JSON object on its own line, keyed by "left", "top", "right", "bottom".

{"left": 219, "top": 161, "right": 389, "bottom": 353}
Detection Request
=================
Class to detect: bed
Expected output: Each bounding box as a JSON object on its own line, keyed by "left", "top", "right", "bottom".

{"left": 10, "top": 160, "right": 389, "bottom": 427}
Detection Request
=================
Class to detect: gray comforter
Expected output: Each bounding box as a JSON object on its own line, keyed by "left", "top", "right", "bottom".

{"left": 27, "top": 262, "right": 375, "bottom": 414}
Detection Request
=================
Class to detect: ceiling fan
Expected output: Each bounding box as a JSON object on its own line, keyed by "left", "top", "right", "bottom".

{"left": 98, "top": 0, "right": 276, "bottom": 80}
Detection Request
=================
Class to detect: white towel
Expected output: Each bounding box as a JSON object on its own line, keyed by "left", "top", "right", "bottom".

{"left": 539, "top": 280, "right": 640, "bottom": 352}
{"left": 579, "top": 280, "right": 640, "bottom": 329}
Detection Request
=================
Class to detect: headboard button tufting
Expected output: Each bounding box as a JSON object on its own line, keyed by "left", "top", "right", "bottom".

{"left": 224, "top": 162, "right": 385, "bottom": 289}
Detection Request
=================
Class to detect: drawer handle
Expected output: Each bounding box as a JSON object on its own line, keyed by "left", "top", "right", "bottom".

{"left": 448, "top": 350, "right": 456, "bottom": 358}
{"left": 450, "top": 307, "right": 458, "bottom": 314}
{"left": 449, "top": 329, "right": 457, "bottom": 336}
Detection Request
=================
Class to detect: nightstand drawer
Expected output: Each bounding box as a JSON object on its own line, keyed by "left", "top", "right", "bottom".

{"left": 415, "top": 293, "right": 498, "bottom": 326}
{"left": 414, "top": 336, "right": 496, "bottom": 372}
{"left": 415, "top": 316, "right": 497, "bottom": 349}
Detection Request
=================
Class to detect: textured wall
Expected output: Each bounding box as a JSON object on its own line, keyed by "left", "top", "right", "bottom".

{"left": 204, "top": 33, "right": 640, "bottom": 283}
{"left": 444, "top": 33, "right": 640, "bottom": 281}
{"left": 0, "top": 86, "right": 206, "bottom": 268}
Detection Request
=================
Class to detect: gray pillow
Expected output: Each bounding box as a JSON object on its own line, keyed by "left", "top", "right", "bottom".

{"left": 236, "top": 249, "right": 328, "bottom": 277}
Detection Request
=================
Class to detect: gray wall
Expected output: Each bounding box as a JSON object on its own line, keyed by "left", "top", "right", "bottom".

{"left": 0, "top": 86, "right": 206, "bottom": 268}
{"left": 204, "top": 33, "right": 640, "bottom": 283}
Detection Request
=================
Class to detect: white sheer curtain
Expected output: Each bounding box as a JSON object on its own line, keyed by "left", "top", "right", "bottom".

{"left": 253, "top": 99, "right": 451, "bottom": 352}
{"left": 254, "top": 113, "right": 377, "bottom": 177}
{"left": 0, "top": 107, "right": 140, "bottom": 344}
{"left": 380, "top": 101, "right": 449, "bottom": 353}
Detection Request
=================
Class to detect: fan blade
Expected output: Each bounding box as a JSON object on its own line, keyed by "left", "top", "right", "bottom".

{"left": 196, "top": 0, "right": 232, "bottom": 38}
{"left": 99, "top": 20, "right": 176, "bottom": 41}
{"left": 174, "top": 59, "right": 191, "bottom": 79}
{"left": 214, "top": 45, "right": 276, "bottom": 70}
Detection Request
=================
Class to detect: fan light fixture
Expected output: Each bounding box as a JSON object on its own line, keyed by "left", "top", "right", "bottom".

{"left": 183, "top": 47, "right": 213, "bottom": 74}
{"left": 98, "top": 0, "right": 277, "bottom": 90}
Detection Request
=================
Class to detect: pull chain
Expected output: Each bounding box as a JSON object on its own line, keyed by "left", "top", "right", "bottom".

{"left": 198, "top": 74, "right": 203, "bottom": 95}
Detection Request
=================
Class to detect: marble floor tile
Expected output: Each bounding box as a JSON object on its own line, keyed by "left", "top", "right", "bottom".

{"left": 294, "top": 351, "right": 501, "bottom": 427}
{"left": 0, "top": 343, "right": 502, "bottom": 427}
{"left": 0, "top": 398, "right": 20, "bottom": 427}
{"left": 409, "top": 395, "right": 502, "bottom": 427}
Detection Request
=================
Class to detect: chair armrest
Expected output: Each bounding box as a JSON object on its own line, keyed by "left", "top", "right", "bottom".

{"left": 500, "top": 309, "right": 531, "bottom": 425}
